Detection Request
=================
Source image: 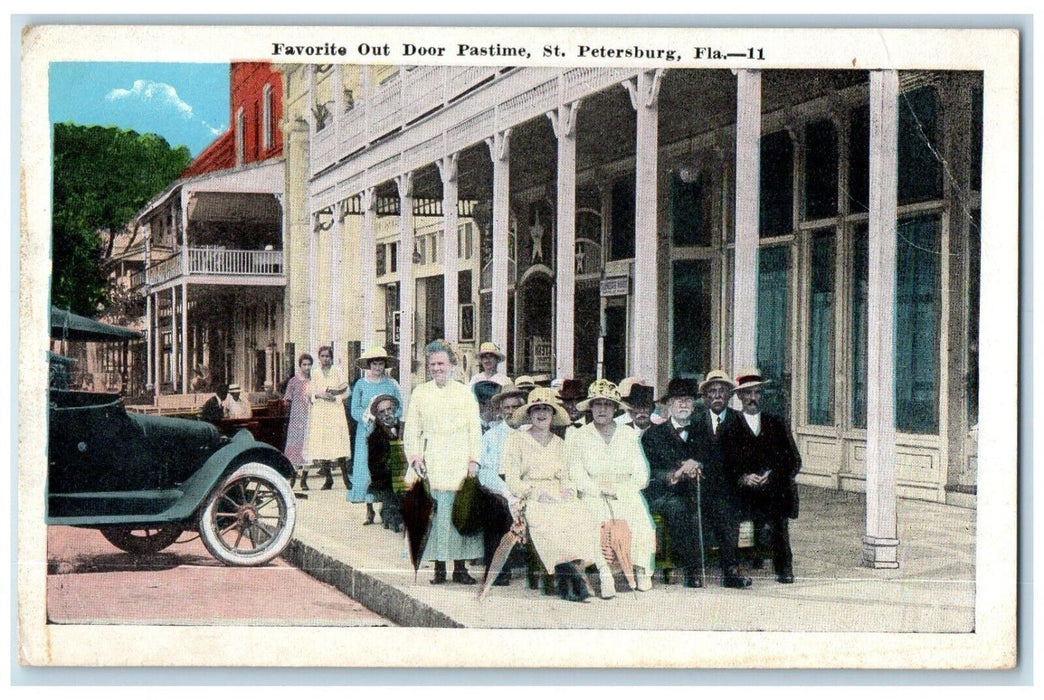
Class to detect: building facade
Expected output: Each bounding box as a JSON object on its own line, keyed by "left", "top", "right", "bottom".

{"left": 279, "top": 65, "right": 982, "bottom": 556}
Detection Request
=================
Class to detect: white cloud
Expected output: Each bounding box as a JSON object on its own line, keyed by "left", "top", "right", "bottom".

{"left": 106, "top": 80, "right": 194, "bottom": 120}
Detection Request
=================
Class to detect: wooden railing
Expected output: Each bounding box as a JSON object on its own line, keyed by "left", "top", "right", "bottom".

{"left": 145, "top": 248, "right": 284, "bottom": 286}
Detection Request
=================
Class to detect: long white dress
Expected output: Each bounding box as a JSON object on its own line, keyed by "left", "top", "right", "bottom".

{"left": 566, "top": 422, "right": 657, "bottom": 573}
{"left": 502, "top": 431, "right": 601, "bottom": 570}
{"left": 304, "top": 364, "right": 351, "bottom": 462}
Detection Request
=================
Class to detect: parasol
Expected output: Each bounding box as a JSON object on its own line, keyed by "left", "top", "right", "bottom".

{"left": 477, "top": 521, "right": 525, "bottom": 600}
{"left": 401, "top": 477, "right": 436, "bottom": 582}
{"left": 599, "top": 495, "right": 637, "bottom": 591}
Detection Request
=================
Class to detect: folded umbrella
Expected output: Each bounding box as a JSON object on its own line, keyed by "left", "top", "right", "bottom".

{"left": 401, "top": 478, "right": 436, "bottom": 583}
{"left": 478, "top": 525, "right": 525, "bottom": 600}
{"left": 600, "top": 496, "right": 637, "bottom": 591}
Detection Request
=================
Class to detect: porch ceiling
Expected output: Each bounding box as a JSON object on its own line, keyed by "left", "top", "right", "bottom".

{"left": 187, "top": 192, "right": 282, "bottom": 225}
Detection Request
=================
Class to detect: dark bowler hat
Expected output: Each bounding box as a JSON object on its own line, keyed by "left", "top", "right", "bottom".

{"left": 624, "top": 384, "right": 655, "bottom": 409}
{"left": 472, "top": 380, "right": 502, "bottom": 406}
{"left": 655, "top": 377, "right": 701, "bottom": 403}
{"left": 555, "top": 378, "right": 586, "bottom": 401}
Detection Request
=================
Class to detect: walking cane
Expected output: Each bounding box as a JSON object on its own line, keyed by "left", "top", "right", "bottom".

{"left": 695, "top": 474, "right": 706, "bottom": 588}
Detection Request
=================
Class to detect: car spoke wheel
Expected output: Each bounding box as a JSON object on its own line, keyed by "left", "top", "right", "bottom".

{"left": 199, "top": 462, "right": 296, "bottom": 566}
{"left": 100, "top": 525, "right": 184, "bottom": 555}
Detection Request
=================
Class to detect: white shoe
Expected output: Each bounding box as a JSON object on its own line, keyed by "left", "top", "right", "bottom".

{"left": 598, "top": 567, "right": 616, "bottom": 599}
{"left": 635, "top": 567, "right": 653, "bottom": 592}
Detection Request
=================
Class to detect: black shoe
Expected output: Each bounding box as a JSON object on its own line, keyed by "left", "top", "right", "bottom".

{"left": 493, "top": 571, "right": 511, "bottom": 586}
{"left": 776, "top": 569, "right": 795, "bottom": 584}
{"left": 684, "top": 568, "right": 703, "bottom": 588}
{"left": 300, "top": 471, "right": 309, "bottom": 491}
{"left": 431, "top": 562, "right": 447, "bottom": 585}
{"left": 568, "top": 564, "right": 591, "bottom": 602}
{"left": 452, "top": 570, "right": 477, "bottom": 585}
{"left": 722, "top": 568, "right": 752, "bottom": 589}
{"left": 554, "top": 565, "right": 573, "bottom": 600}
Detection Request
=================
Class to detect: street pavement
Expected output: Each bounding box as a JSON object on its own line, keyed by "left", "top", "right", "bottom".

{"left": 283, "top": 484, "right": 975, "bottom": 631}
{"left": 46, "top": 526, "right": 393, "bottom": 626}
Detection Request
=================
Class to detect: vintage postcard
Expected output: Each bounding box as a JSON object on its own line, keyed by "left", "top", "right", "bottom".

{"left": 17, "top": 23, "right": 1019, "bottom": 669}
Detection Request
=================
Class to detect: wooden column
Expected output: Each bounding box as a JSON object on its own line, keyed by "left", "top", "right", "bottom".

{"left": 438, "top": 153, "right": 460, "bottom": 347}
{"left": 396, "top": 172, "right": 415, "bottom": 401}
{"left": 548, "top": 101, "right": 580, "bottom": 380}
{"left": 360, "top": 188, "right": 377, "bottom": 350}
{"left": 863, "top": 69, "right": 900, "bottom": 569}
{"left": 732, "top": 69, "right": 761, "bottom": 377}
{"left": 486, "top": 129, "right": 512, "bottom": 356}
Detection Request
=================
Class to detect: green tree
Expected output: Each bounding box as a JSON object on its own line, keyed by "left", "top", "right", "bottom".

{"left": 51, "top": 123, "right": 192, "bottom": 315}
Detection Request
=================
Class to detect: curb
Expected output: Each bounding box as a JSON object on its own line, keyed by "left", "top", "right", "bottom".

{"left": 283, "top": 538, "right": 463, "bottom": 628}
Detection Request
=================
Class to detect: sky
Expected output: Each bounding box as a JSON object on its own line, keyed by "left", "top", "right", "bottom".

{"left": 48, "top": 62, "right": 231, "bottom": 157}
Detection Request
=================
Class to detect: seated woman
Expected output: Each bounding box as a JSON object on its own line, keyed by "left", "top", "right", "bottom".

{"left": 502, "top": 387, "right": 601, "bottom": 603}
{"left": 566, "top": 379, "right": 657, "bottom": 598}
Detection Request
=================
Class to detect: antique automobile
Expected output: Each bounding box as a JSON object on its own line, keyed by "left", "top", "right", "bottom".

{"left": 47, "top": 307, "right": 297, "bottom": 566}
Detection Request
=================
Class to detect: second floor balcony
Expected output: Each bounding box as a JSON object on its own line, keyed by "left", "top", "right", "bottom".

{"left": 146, "top": 247, "right": 285, "bottom": 291}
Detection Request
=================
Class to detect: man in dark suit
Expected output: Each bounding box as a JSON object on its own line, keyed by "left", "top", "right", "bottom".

{"left": 719, "top": 368, "right": 802, "bottom": 584}
{"left": 641, "top": 377, "right": 712, "bottom": 588}
{"left": 690, "top": 369, "right": 752, "bottom": 589}
{"left": 199, "top": 384, "right": 229, "bottom": 423}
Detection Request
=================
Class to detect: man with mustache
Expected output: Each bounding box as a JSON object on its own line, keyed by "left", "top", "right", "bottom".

{"left": 719, "top": 368, "right": 802, "bottom": 584}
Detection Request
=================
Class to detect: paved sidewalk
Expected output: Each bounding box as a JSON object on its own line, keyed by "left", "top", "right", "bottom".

{"left": 281, "top": 485, "right": 975, "bottom": 631}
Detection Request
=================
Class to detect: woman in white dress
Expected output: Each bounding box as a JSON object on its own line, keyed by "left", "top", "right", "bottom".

{"left": 566, "top": 379, "right": 657, "bottom": 598}
{"left": 303, "top": 345, "right": 351, "bottom": 490}
{"left": 502, "top": 387, "right": 600, "bottom": 602}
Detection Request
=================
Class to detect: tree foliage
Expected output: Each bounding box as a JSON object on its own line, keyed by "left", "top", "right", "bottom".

{"left": 51, "top": 123, "right": 192, "bottom": 315}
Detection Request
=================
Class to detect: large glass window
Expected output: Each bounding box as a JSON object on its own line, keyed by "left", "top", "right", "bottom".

{"left": 848, "top": 105, "right": 870, "bottom": 214}
{"left": 807, "top": 231, "right": 835, "bottom": 425}
{"left": 804, "top": 120, "right": 838, "bottom": 220}
{"left": 895, "top": 214, "right": 941, "bottom": 433}
{"left": 610, "top": 176, "right": 636, "bottom": 260}
{"left": 670, "top": 170, "right": 710, "bottom": 247}
{"left": 671, "top": 259, "right": 712, "bottom": 378}
{"left": 850, "top": 224, "right": 869, "bottom": 428}
{"left": 971, "top": 85, "right": 983, "bottom": 192}
{"left": 968, "top": 209, "right": 980, "bottom": 425}
{"left": 760, "top": 131, "right": 794, "bottom": 237}
{"left": 757, "top": 245, "right": 791, "bottom": 420}
{"left": 898, "top": 86, "right": 942, "bottom": 205}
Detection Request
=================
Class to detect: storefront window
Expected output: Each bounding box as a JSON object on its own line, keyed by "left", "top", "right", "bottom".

{"left": 757, "top": 245, "right": 790, "bottom": 420}
{"left": 610, "top": 176, "right": 636, "bottom": 260}
{"left": 671, "top": 259, "right": 711, "bottom": 378}
{"left": 760, "top": 131, "right": 793, "bottom": 238}
{"left": 670, "top": 170, "right": 710, "bottom": 247}
{"left": 850, "top": 225, "right": 869, "bottom": 428}
{"left": 968, "top": 209, "right": 980, "bottom": 425}
{"left": 848, "top": 106, "right": 870, "bottom": 214}
{"left": 807, "top": 231, "right": 835, "bottom": 425}
{"left": 898, "top": 86, "right": 942, "bottom": 205}
{"left": 804, "top": 120, "right": 838, "bottom": 220}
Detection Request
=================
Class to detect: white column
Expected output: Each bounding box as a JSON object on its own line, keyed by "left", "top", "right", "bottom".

{"left": 181, "top": 282, "right": 189, "bottom": 394}
{"left": 732, "top": 69, "right": 761, "bottom": 376}
{"left": 307, "top": 203, "right": 319, "bottom": 354}
{"left": 624, "top": 71, "right": 663, "bottom": 385}
{"left": 328, "top": 198, "right": 346, "bottom": 353}
{"left": 360, "top": 188, "right": 377, "bottom": 350}
{"left": 170, "top": 286, "right": 178, "bottom": 393}
{"left": 438, "top": 153, "right": 460, "bottom": 346}
{"left": 548, "top": 102, "right": 580, "bottom": 380}
{"left": 863, "top": 70, "right": 900, "bottom": 569}
{"left": 396, "top": 172, "right": 415, "bottom": 400}
{"left": 145, "top": 292, "right": 153, "bottom": 395}
{"left": 486, "top": 129, "right": 512, "bottom": 355}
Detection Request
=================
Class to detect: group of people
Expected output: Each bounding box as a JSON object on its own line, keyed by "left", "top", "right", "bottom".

{"left": 275, "top": 337, "right": 802, "bottom": 603}
{"left": 200, "top": 382, "right": 254, "bottom": 421}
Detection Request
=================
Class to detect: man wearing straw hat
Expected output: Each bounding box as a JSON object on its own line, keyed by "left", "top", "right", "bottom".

{"left": 225, "top": 383, "right": 253, "bottom": 419}
{"left": 691, "top": 369, "right": 752, "bottom": 589}
{"left": 470, "top": 341, "right": 510, "bottom": 387}
{"left": 719, "top": 368, "right": 802, "bottom": 584}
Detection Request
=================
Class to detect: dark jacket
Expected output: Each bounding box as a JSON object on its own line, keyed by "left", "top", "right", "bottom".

{"left": 719, "top": 411, "right": 802, "bottom": 520}
{"left": 690, "top": 408, "right": 738, "bottom": 497}
{"left": 640, "top": 419, "right": 699, "bottom": 504}
{"left": 200, "top": 395, "right": 225, "bottom": 423}
{"left": 367, "top": 420, "right": 406, "bottom": 496}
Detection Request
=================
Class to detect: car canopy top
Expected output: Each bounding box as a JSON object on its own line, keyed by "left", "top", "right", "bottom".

{"left": 50, "top": 306, "right": 142, "bottom": 342}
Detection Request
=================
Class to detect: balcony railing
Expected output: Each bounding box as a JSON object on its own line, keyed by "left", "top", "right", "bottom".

{"left": 145, "top": 248, "right": 284, "bottom": 287}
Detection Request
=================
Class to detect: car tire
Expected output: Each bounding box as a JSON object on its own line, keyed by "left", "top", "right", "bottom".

{"left": 198, "top": 461, "right": 297, "bottom": 566}
{"left": 100, "top": 525, "right": 184, "bottom": 555}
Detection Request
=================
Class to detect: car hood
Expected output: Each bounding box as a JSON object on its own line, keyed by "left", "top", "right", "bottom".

{"left": 128, "top": 412, "right": 224, "bottom": 453}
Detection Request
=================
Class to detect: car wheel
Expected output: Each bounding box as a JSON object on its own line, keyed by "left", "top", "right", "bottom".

{"left": 100, "top": 525, "right": 184, "bottom": 555}
{"left": 198, "top": 461, "right": 297, "bottom": 566}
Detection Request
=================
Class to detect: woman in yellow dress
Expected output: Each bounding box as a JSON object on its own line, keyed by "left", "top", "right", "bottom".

{"left": 502, "top": 387, "right": 600, "bottom": 602}
{"left": 303, "top": 345, "right": 351, "bottom": 490}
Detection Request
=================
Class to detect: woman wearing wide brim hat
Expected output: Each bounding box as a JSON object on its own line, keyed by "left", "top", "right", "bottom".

{"left": 510, "top": 387, "right": 572, "bottom": 428}
{"left": 501, "top": 387, "right": 601, "bottom": 602}
{"left": 349, "top": 346, "right": 402, "bottom": 517}
{"left": 566, "top": 378, "right": 657, "bottom": 597}
{"left": 470, "top": 341, "right": 509, "bottom": 387}
{"left": 355, "top": 346, "right": 397, "bottom": 370}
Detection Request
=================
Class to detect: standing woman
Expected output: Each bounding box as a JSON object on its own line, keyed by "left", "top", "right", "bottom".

{"left": 502, "top": 388, "right": 601, "bottom": 602}
{"left": 282, "top": 353, "right": 313, "bottom": 488}
{"left": 566, "top": 379, "right": 657, "bottom": 598}
{"left": 303, "top": 345, "right": 351, "bottom": 490}
{"left": 404, "top": 339, "right": 484, "bottom": 585}
{"left": 348, "top": 347, "right": 402, "bottom": 524}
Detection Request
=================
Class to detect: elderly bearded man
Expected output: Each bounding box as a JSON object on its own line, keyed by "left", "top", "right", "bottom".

{"left": 719, "top": 369, "right": 802, "bottom": 584}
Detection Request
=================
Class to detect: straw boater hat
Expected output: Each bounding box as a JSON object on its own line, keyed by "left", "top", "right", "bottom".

{"left": 699, "top": 368, "right": 736, "bottom": 394}
{"left": 490, "top": 382, "right": 527, "bottom": 408}
{"left": 655, "top": 377, "right": 701, "bottom": 404}
{"left": 554, "top": 378, "right": 586, "bottom": 401}
{"left": 227, "top": 383, "right": 242, "bottom": 393}
{"left": 477, "top": 341, "right": 505, "bottom": 361}
{"left": 514, "top": 375, "right": 538, "bottom": 392}
{"left": 511, "top": 387, "right": 572, "bottom": 427}
{"left": 733, "top": 367, "right": 772, "bottom": 391}
{"left": 356, "top": 346, "right": 397, "bottom": 370}
{"left": 576, "top": 379, "right": 625, "bottom": 412}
